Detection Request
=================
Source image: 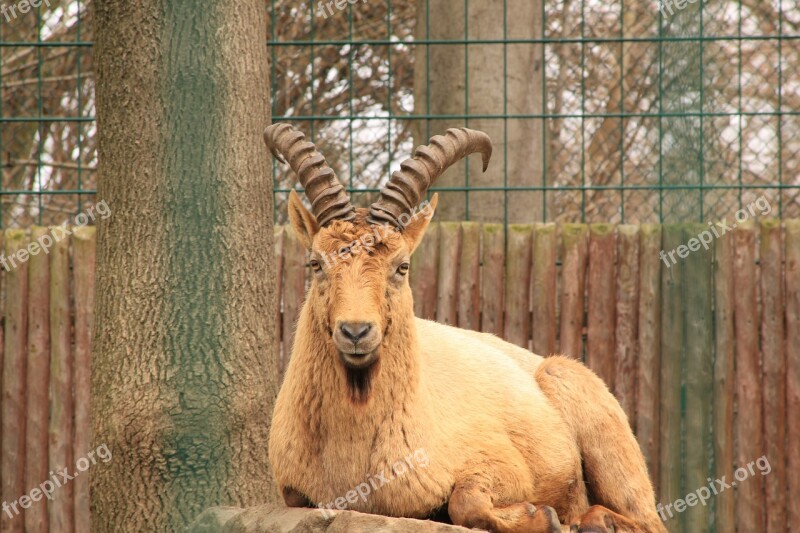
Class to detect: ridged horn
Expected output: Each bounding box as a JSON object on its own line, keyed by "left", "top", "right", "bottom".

{"left": 264, "top": 123, "right": 356, "bottom": 226}
{"left": 367, "top": 128, "right": 492, "bottom": 228}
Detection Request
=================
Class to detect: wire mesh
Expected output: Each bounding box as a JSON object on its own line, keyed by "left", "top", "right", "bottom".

{"left": 0, "top": 0, "right": 94, "bottom": 228}
{"left": 269, "top": 0, "right": 800, "bottom": 225}
{"left": 1, "top": 1, "right": 797, "bottom": 227}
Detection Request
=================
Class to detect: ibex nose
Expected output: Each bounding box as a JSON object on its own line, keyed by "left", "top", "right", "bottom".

{"left": 339, "top": 322, "right": 372, "bottom": 344}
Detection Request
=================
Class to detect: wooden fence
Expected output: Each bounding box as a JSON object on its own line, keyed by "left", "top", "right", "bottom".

{"left": 1, "top": 227, "right": 95, "bottom": 533}
{"left": 2, "top": 221, "right": 798, "bottom": 532}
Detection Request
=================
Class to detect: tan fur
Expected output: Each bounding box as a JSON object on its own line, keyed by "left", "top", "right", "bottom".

{"left": 269, "top": 195, "right": 666, "bottom": 533}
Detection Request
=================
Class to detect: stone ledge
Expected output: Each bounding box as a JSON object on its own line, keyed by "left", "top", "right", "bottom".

{"left": 189, "top": 504, "right": 479, "bottom": 533}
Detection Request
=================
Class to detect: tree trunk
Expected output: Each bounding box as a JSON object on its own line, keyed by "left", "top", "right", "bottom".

{"left": 660, "top": 2, "right": 703, "bottom": 223}
{"left": 92, "top": 1, "right": 278, "bottom": 531}
{"left": 413, "top": 0, "right": 545, "bottom": 223}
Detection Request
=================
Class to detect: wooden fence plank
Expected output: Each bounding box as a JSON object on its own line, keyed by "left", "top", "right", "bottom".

{"left": 559, "top": 224, "right": 588, "bottom": 359}
{"left": 504, "top": 225, "right": 532, "bottom": 348}
{"left": 1, "top": 230, "right": 28, "bottom": 533}
{"left": 480, "top": 224, "right": 504, "bottom": 336}
{"left": 713, "top": 227, "right": 735, "bottom": 533}
{"left": 457, "top": 222, "right": 481, "bottom": 331}
{"left": 436, "top": 222, "right": 461, "bottom": 326}
{"left": 281, "top": 226, "right": 306, "bottom": 375}
{"left": 72, "top": 227, "right": 96, "bottom": 533}
{"left": 586, "top": 224, "right": 615, "bottom": 388}
{"left": 410, "top": 223, "right": 439, "bottom": 320}
{"left": 25, "top": 228, "right": 50, "bottom": 533}
{"left": 683, "top": 223, "right": 714, "bottom": 533}
{"left": 785, "top": 220, "right": 800, "bottom": 529}
{"left": 759, "top": 219, "right": 785, "bottom": 533}
{"left": 636, "top": 224, "right": 661, "bottom": 489}
{"left": 614, "top": 225, "right": 639, "bottom": 423}
{"left": 733, "top": 220, "right": 764, "bottom": 532}
{"left": 49, "top": 233, "right": 73, "bottom": 533}
{"left": 531, "top": 223, "right": 556, "bottom": 356}
{"left": 659, "top": 225, "right": 683, "bottom": 527}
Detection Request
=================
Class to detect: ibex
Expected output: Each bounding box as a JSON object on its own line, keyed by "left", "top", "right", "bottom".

{"left": 265, "top": 123, "right": 666, "bottom": 533}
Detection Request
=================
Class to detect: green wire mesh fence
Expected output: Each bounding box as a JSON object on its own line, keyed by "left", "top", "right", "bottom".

{"left": 270, "top": 0, "right": 800, "bottom": 225}
{"left": 1, "top": 1, "right": 798, "bottom": 227}
{"left": 0, "top": 0, "right": 93, "bottom": 228}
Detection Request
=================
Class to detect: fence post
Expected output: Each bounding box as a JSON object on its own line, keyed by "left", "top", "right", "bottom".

{"left": 25, "top": 227, "right": 50, "bottom": 533}
{"left": 636, "top": 224, "right": 661, "bottom": 490}
{"left": 72, "top": 226, "right": 96, "bottom": 533}
{"left": 1, "top": 230, "right": 29, "bottom": 533}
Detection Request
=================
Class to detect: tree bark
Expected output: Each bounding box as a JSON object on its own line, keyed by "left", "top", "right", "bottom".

{"left": 660, "top": 2, "right": 703, "bottom": 222}
{"left": 92, "top": 1, "right": 278, "bottom": 531}
{"left": 413, "top": 0, "right": 545, "bottom": 223}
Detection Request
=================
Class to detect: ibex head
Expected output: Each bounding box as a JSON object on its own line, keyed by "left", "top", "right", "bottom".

{"left": 265, "top": 123, "right": 491, "bottom": 378}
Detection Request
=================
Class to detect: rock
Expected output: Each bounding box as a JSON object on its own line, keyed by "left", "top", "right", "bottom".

{"left": 189, "top": 505, "right": 479, "bottom": 533}
{"left": 190, "top": 506, "right": 247, "bottom": 532}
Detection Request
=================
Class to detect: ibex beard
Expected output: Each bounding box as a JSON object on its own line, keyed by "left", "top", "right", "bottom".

{"left": 266, "top": 123, "right": 667, "bottom": 533}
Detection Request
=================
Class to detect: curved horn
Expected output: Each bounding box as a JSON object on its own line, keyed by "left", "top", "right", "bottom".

{"left": 264, "top": 123, "right": 356, "bottom": 226}
{"left": 367, "top": 128, "right": 492, "bottom": 228}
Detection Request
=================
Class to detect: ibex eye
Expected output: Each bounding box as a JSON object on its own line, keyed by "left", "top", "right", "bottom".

{"left": 396, "top": 262, "right": 410, "bottom": 276}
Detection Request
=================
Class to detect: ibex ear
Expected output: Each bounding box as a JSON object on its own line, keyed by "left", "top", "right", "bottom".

{"left": 402, "top": 193, "right": 438, "bottom": 254}
{"left": 287, "top": 189, "right": 319, "bottom": 249}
